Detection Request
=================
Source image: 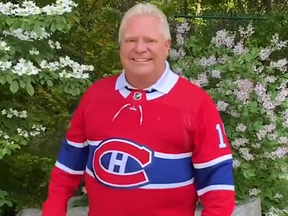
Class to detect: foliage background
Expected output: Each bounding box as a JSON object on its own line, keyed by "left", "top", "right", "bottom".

{"left": 0, "top": 0, "right": 288, "bottom": 215}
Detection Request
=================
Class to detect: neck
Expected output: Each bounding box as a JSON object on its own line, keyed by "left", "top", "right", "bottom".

{"left": 125, "top": 73, "right": 161, "bottom": 89}
{"left": 125, "top": 63, "right": 166, "bottom": 89}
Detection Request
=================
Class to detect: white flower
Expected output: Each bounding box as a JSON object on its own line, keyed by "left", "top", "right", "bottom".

{"left": 0, "top": 0, "right": 78, "bottom": 17}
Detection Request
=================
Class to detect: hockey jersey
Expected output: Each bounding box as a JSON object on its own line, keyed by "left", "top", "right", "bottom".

{"left": 42, "top": 61, "right": 235, "bottom": 216}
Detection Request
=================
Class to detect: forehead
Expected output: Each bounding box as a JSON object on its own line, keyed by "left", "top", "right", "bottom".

{"left": 123, "top": 15, "right": 162, "bottom": 38}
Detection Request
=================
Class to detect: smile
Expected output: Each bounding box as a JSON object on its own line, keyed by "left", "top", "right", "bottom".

{"left": 132, "top": 58, "right": 151, "bottom": 62}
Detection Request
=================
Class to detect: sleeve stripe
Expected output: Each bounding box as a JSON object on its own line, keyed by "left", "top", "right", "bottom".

{"left": 154, "top": 151, "right": 192, "bottom": 159}
{"left": 87, "top": 140, "right": 101, "bottom": 146}
{"left": 193, "top": 154, "right": 232, "bottom": 169}
{"left": 194, "top": 158, "right": 234, "bottom": 191}
{"left": 197, "top": 185, "right": 235, "bottom": 196}
{"left": 55, "top": 161, "right": 85, "bottom": 175}
{"left": 66, "top": 139, "right": 88, "bottom": 148}
{"left": 57, "top": 139, "right": 89, "bottom": 172}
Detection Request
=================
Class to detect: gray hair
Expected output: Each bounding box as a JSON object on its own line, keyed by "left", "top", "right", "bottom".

{"left": 118, "top": 3, "right": 171, "bottom": 43}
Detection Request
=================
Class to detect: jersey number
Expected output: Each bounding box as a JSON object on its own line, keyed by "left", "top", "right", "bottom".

{"left": 216, "top": 123, "right": 226, "bottom": 148}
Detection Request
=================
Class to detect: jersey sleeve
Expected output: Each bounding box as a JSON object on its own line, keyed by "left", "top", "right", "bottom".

{"left": 42, "top": 91, "right": 90, "bottom": 216}
{"left": 191, "top": 92, "right": 235, "bottom": 216}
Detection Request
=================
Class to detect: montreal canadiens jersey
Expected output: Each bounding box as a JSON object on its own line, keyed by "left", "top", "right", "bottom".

{"left": 42, "top": 61, "right": 235, "bottom": 216}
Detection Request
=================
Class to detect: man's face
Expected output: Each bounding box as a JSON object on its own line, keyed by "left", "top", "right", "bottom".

{"left": 119, "top": 14, "right": 171, "bottom": 77}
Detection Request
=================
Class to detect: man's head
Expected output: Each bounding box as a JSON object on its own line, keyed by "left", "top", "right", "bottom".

{"left": 118, "top": 3, "right": 171, "bottom": 88}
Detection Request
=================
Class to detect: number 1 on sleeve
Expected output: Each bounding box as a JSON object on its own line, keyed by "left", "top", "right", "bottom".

{"left": 216, "top": 123, "right": 227, "bottom": 148}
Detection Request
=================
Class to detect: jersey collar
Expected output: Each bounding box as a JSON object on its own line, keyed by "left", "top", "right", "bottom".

{"left": 115, "top": 60, "right": 179, "bottom": 94}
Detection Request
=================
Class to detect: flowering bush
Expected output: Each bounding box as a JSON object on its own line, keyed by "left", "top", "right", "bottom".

{"left": 170, "top": 21, "right": 288, "bottom": 215}
{"left": 0, "top": 0, "right": 94, "bottom": 212}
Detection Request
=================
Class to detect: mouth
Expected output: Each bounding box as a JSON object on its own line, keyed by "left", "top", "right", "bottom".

{"left": 131, "top": 58, "right": 152, "bottom": 62}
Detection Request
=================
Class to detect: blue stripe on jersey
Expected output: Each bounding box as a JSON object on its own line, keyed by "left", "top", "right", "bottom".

{"left": 57, "top": 139, "right": 89, "bottom": 172}
{"left": 194, "top": 158, "right": 234, "bottom": 191}
{"left": 86, "top": 144, "right": 194, "bottom": 188}
{"left": 125, "top": 86, "right": 157, "bottom": 93}
{"left": 144, "top": 156, "right": 193, "bottom": 184}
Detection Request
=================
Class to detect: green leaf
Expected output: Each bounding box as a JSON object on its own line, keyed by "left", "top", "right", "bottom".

{"left": 25, "top": 82, "right": 35, "bottom": 96}
{"left": 50, "top": 22, "right": 56, "bottom": 32}
{"left": 39, "top": 73, "right": 45, "bottom": 79}
{"left": 2, "top": 148, "right": 10, "bottom": 156}
{"left": 0, "top": 200, "right": 6, "bottom": 208}
{"left": 7, "top": 47, "right": 15, "bottom": 55}
{"left": 20, "top": 139, "right": 27, "bottom": 145}
{"left": 34, "top": 55, "right": 42, "bottom": 65}
{"left": 64, "top": 84, "right": 70, "bottom": 93}
{"left": 74, "top": 87, "right": 80, "bottom": 96}
{"left": 0, "top": 190, "right": 8, "bottom": 197}
{"left": 253, "top": 121, "right": 263, "bottom": 130}
{"left": 86, "top": 79, "right": 93, "bottom": 86}
{"left": 5, "top": 17, "right": 14, "bottom": 26}
{"left": 21, "top": 21, "right": 28, "bottom": 30}
{"left": 47, "top": 79, "right": 53, "bottom": 87}
{"left": 11, "top": 20, "right": 22, "bottom": 30}
{"left": 241, "top": 162, "right": 251, "bottom": 169}
{"left": 228, "top": 62, "right": 234, "bottom": 71}
{"left": 243, "top": 169, "right": 256, "bottom": 179}
{"left": 10, "top": 80, "right": 19, "bottom": 93}
{"left": 19, "top": 80, "right": 26, "bottom": 88}
{"left": 5, "top": 74, "right": 12, "bottom": 84}
{"left": 56, "top": 22, "right": 64, "bottom": 31}
{"left": 34, "top": 23, "right": 43, "bottom": 36}
{"left": 0, "top": 76, "right": 6, "bottom": 85}
{"left": 244, "top": 53, "right": 254, "bottom": 62}
{"left": 6, "top": 200, "right": 13, "bottom": 207}
{"left": 50, "top": 71, "right": 58, "bottom": 79}
{"left": 249, "top": 101, "right": 258, "bottom": 113}
{"left": 9, "top": 144, "right": 21, "bottom": 150}
{"left": 23, "top": 75, "right": 32, "bottom": 84}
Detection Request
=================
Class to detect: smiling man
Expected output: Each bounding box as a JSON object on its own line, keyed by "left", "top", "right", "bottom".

{"left": 42, "top": 3, "right": 235, "bottom": 216}
{"left": 118, "top": 10, "right": 170, "bottom": 89}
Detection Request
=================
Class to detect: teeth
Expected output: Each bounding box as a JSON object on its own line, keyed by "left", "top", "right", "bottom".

{"left": 133, "top": 59, "right": 150, "bottom": 62}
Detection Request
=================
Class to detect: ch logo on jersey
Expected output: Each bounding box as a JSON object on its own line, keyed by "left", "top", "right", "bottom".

{"left": 92, "top": 138, "right": 153, "bottom": 188}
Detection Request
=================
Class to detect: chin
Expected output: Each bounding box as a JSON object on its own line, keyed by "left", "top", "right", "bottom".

{"left": 123, "top": 59, "right": 154, "bottom": 74}
{"left": 133, "top": 68, "right": 153, "bottom": 76}
{"left": 128, "top": 64, "right": 153, "bottom": 74}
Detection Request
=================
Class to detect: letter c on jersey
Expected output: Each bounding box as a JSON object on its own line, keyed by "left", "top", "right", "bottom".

{"left": 92, "top": 138, "right": 153, "bottom": 188}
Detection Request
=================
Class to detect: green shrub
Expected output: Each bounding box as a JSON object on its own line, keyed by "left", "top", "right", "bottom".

{"left": 0, "top": 0, "right": 94, "bottom": 212}
{"left": 170, "top": 21, "right": 288, "bottom": 215}
{"left": 0, "top": 153, "right": 54, "bottom": 210}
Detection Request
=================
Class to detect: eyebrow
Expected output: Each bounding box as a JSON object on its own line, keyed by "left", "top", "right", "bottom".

{"left": 124, "top": 35, "right": 157, "bottom": 40}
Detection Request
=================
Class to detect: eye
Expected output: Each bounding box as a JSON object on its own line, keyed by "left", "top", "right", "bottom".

{"left": 126, "top": 39, "right": 136, "bottom": 43}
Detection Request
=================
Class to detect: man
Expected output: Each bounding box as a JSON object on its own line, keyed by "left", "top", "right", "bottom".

{"left": 42, "top": 3, "right": 235, "bottom": 216}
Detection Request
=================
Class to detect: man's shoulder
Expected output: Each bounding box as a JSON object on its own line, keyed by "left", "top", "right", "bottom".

{"left": 91, "top": 74, "right": 119, "bottom": 89}
{"left": 172, "top": 75, "right": 217, "bottom": 114}
{"left": 176, "top": 76, "right": 210, "bottom": 100}
{"left": 80, "top": 74, "right": 120, "bottom": 102}
{"left": 86, "top": 74, "right": 119, "bottom": 93}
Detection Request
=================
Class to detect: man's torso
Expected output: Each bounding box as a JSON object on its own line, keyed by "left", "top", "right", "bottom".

{"left": 81, "top": 73, "right": 204, "bottom": 216}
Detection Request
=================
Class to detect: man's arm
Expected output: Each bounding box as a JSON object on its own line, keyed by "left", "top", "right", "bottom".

{"left": 191, "top": 92, "right": 235, "bottom": 216}
{"left": 42, "top": 93, "right": 90, "bottom": 216}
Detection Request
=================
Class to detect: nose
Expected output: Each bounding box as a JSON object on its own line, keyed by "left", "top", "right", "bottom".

{"left": 135, "top": 41, "right": 147, "bottom": 53}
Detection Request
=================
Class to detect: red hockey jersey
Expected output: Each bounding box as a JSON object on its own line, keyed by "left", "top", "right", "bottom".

{"left": 42, "top": 61, "right": 235, "bottom": 216}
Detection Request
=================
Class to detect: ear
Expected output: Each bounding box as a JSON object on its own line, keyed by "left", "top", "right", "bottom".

{"left": 165, "top": 39, "right": 171, "bottom": 49}
{"left": 165, "top": 39, "right": 171, "bottom": 56}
